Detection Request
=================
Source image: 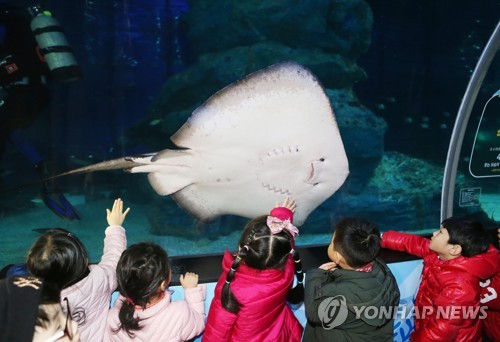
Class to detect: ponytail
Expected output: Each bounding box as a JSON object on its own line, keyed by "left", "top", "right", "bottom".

{"left": 115, "top": 298, "right": 141, "bottom": 337}
{"left": 287, "top": 249, "right": 304, "bottom": 304}
{"left": 113, "top": 242, "right": 170, "bottom": 336}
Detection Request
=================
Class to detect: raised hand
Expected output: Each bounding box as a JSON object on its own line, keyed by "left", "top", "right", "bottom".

{"left": 106, "top": 198, "right": 130, "bottom": 226}
{"left": 276, "top": 197, "right": 297, "bottom": 213}
{"left": 179, "top": 272, "right": 199, "bottom": 289}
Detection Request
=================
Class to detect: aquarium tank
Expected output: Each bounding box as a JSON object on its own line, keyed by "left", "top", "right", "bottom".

{"left": 0, "top": 0, "right": 498, "bottom": 267}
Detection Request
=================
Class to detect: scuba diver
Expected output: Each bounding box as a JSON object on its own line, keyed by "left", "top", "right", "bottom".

{"left": 0, "top": 1, "right": 81, "bottom": 220}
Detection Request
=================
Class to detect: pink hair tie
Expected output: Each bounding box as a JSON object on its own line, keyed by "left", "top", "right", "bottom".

{"left": 267, "top": 216, "right": 299, "bottom": 237}
{"left": 126, "top": 297, "right": 135, "bottom": 306}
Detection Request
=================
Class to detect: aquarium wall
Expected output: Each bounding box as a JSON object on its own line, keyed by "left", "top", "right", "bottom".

{"left": 0, "top": 0, "right": 498, "bottom": 266}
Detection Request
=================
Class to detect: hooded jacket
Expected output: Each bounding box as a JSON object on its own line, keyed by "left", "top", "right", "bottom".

{"left": 480, "top": 251, "right": 500, "bottom": 341}
{"left": 202, "top": 206, "right": 303, "bottom": 342}
{"left": 202, "top": 250, "right": 303, "bottom": 342}
{"left": 382, "top": 231, "right": 499, "bottom": 342}
{"left": 105, "top": 285, "right": 206, "bottom": 342}
{"left": 60, "top": 225, "right": 126, "bottom": 342}
{"left": 303, "top": 258, "right": 400, "bottom": 341}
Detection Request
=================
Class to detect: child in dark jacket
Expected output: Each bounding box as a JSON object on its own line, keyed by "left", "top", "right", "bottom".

{"left": 303, "top": 217, "right": 400, "bottom": 342}
{"left": 382, "top": 216, "right": 499, "bottom": 342}
{"left": 203, "top": 198, "right": 304, "bottom": 342}
{"left": 0, "top": 275, "right": 80, "bottom": 342}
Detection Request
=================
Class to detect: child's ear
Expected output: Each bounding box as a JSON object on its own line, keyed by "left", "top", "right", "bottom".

{"left": 334, "top": 251, "right": 345, "bottom": 264}
{"left": 162, "top": 270, "right": 172, "bottom": 290}
{"left": 449, "top": 244, "right": 462, "bottom": 257}
{"left": 160, "top": 278, "right": 170, "bottom": 291}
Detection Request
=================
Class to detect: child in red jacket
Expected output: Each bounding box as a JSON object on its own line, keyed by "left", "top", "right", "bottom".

{"left": 382, "top": 216, "right": 499, "bottom": 342}
{"left": 203, "top": 198, "right": 304, "bottom": 342}
{"left": 481, "top": 228, "right": 500, "bottom": 341}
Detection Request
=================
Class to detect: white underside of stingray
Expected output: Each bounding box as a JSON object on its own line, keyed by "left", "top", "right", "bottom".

{"left": 56, "top": 62, "right": 349, "bottom": 226}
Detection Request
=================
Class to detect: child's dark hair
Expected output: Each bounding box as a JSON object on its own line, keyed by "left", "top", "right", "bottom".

{"left": 334, "top": 217, "right": 381, "bottom": 268}
{"left": 26, "top": 228, "right": 90, "bottom": 289}
{"left": 222, "top": 215, "right": 303, "bottom": 314}
{"left": 115, "top": 242, "right": 171, "bottom": 337}
{"left": 441, "top": 216, "right": 489, "bottom": 257}
{"left": 35, "top": 280, "right": 63, "bottom": 329}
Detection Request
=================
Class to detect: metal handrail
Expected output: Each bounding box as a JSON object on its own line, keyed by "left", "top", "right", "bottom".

{"left": 440, "top": 20, "right": 500, "bottom": 222}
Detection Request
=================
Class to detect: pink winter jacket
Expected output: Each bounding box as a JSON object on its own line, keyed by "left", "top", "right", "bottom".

{"left": 105, "top": 285, "right": 206, "bottom": 341}
{"left": 60, "top": 225, "right": 126, "bottom": 342}
{"left": 202, "top": 207, "right": 303, "bottom": 342}
{"left": 202, "top": 251, "right": 302, "bottom": 342}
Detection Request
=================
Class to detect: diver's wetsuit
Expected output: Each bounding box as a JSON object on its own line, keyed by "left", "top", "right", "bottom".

{"left": 0, "top": 3, "right": 80, "bottom": 220}
{"left": 0, "top": 3, "right": 49, "bottom": 162}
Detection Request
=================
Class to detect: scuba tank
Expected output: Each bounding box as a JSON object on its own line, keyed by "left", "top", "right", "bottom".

{"left": 29, "top": 6, "right": 81, "bottom": 82}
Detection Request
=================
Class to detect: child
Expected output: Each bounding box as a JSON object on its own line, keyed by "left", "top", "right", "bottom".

{"left": 0, "top": 275, "right": 80, "bottom": 342}
{"left": 105, "top": 242, "right": 206, "bottom": 341}
{"left": 26, "top": 198, "right": 129, "bottom": 341}
{"left": 303, "top": 217, "right": 400, "bottom": 341}
{"left": 202, "top": 198, "right": 304, "bottom": 342}
{"left": 481, "top": 227, "right": 500, "bottom": 341}
{"left": 381, "top": 216, "right": 499, "bottom": 341}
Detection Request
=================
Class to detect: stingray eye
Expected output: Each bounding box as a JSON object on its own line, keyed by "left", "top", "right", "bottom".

{"left": 319, "top": 158, "right": 325, "bottom": 162}
{"left": 313, "top": 182, "right": 319, "bottom": 186}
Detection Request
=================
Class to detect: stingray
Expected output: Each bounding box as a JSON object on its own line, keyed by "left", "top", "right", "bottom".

{"left": 47, "top": 61, "right": 349, "bottom": 225}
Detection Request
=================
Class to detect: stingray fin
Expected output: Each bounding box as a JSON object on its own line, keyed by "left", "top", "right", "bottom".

{"left": 171, "top": 188, "right": 217, "bottom": 223}
{"left": 147, "top": 171, "right": 193, "bottom": 196}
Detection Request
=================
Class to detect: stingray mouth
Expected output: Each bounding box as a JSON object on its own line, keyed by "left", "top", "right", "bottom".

{"left": 305, "top": 163, "right": 318, "bottom": 185}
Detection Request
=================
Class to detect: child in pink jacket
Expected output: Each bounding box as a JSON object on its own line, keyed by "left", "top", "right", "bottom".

{"left": 105, "top": 242, "right": 206, "bottom": 341}
{"left": 27, "top": 198, "right": 129, "bottom": 341}
{"left": 202, "top": 198, "right": 304, "bottom": 342}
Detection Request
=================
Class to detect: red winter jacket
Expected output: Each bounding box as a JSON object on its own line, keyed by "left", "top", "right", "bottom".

{"left": 480, "top": 251, "right": 500, "bottom": 341}
{"left": 202, "top": 207, "right": 303, "bottom": 342}
{"left": 382, "top": 231, "right": 499, "bottom": 342}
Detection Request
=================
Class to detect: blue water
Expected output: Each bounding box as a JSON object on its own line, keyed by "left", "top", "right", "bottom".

{"left": 1, "top": 0, "right": 499, "bottom": 268}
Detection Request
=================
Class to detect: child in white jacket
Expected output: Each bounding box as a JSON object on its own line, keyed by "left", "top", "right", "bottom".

{"left": 27, "top": 198, "right": 129, "bottom": 341}
{"left": 105, "top": 242, "right": 206, "bottom": 341}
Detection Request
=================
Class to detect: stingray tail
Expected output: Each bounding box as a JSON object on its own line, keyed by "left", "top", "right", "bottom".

{"left": 1, "top": 150, "right": 193, "bottom": 198}
{"left": 127, "top": 149, "right": 194, "bottom": 196}
{"left": 0, "top": 154, "right": 155, "bottom": 195}
{"left": 43, "top": 154, "right": 155, "bottom": 181}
